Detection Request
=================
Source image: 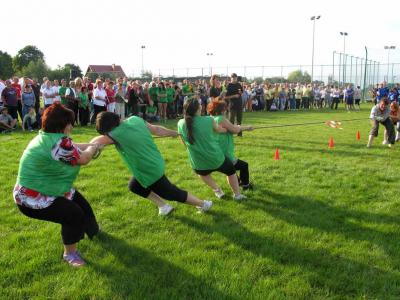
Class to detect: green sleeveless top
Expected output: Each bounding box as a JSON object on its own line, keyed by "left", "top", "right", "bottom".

{"left": 213, "top": 115, "right": 236, "bottom": 162}
{"left": 177, "top": 116, "right": 225, "bottom": 170}
{"left": 109, "top": 116, "right": 165, "bottom": 187}
{"left": 17, "top": 131, "right": 81, "bottom": 196}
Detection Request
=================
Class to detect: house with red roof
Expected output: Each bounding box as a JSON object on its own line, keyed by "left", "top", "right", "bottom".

{"left": 85, "top": 64, "right": 126, "bottom": 78}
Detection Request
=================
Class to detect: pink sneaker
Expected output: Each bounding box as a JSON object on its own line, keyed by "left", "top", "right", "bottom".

{"left": 63, "top": 251, "right": 86, "bottom": 267}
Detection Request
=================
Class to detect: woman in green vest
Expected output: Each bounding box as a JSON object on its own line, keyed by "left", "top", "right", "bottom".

{"left": 91, "top": 112, "right": 213, "bottom": 216}
{"left": 208, "top": 99, "right": 253, "bottom": 190}
{"left": 13, "top": 103, "right": 102, "bottom": 267}
{"left": 177, "top": 98, "right": 246, "bottom": 200}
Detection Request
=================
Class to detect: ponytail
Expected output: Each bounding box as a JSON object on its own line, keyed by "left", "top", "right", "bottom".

{"left": 183, "top": 98, "right": 200, "bottom": 144}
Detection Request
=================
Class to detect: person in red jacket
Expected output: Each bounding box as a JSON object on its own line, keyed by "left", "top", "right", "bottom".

{"left": 106, "top": 81, "right": 116, "bottom": 113}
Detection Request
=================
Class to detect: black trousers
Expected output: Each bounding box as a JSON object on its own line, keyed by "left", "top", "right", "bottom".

{"left": 229, "top": 106, "right": 243, "bottom": 125}
{"left": 234, "top": 159, "right": 249, "bottom": 185}
{"left": 79, "top": 107, "right": 89, "bottom": 126}
{"left": 17, "top": 190, "right": 98, "bottom": 245}
{"left": 91, "top": 105, "right": 106, "bottom": 124}
{"left": 331, "top": 97, "right": 339, "bottom": 110}
{"left": 129, "top": 175, "right": 188, "bottom": 203}
{"left": 66, "top": 102, "right": 79, "bottom": 124}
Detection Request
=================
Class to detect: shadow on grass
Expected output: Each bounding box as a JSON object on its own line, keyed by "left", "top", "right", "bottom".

{"left": 89, "top": 232, "right": 234, "bottom": 300}
{"left": 242, "top": 189, "right": 399, "bottom": 257}
{"left": 175, "top": 211, "right": 400, "bottom": 298}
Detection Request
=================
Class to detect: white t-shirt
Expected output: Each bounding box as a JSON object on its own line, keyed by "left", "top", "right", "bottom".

{"left": 0, "top": 82, "right": 5, "bottom": 104}
{"left": 93, "top": 88, "right": 107, "bottom": 106}
{"left": 53, "top": 86, "right": 61, "bottom": 103}
{"left": 42, "top": 86, "right": 54, "bottom": 105}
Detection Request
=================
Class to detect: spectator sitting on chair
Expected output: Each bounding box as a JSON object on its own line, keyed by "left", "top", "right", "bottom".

{"left": 0, "top": 107, "right": 17, "bottom": 133}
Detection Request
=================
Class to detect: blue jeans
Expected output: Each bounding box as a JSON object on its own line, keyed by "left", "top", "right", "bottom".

{"left": 22, "top": 105, "right": 33, "bottom": 119}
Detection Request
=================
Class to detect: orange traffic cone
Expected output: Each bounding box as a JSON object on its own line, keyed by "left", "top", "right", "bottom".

{"left": 328, "top": 137, "right": 334, "bottom": 148}
{"left": 274, "top": 148, "right": 280, "bottom": 160}
{"left": 356, "top": 131, "right": 361, "bottom": 140}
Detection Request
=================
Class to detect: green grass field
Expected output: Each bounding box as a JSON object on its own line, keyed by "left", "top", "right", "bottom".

{"left": 1, "top": 105, "right": 400, "bottom": 299}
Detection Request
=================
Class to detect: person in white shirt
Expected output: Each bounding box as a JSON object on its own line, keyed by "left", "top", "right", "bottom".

{"left": 0, "top": 80, "right": 5, "bottom": 107}
{"left": 53, "top": 80, "right": 61, "bottom": 103}
{"left": 354, "top": 86, "right": 361, "bottom": 110}
{"left": 41, "top": 80, "right": 54, "bottom": 108}
{"left": 92, "top": 79, "right": 107, "bottom": 122}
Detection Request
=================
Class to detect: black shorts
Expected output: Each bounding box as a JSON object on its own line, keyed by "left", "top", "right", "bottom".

{"left": 194, "top": 157, "right": 236, "bottom": 176}
{"left": 128, "top": 175, "right": 187, "bottom": 203}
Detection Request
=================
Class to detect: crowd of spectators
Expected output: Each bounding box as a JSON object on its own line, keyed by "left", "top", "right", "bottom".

{"left": 1, "top": 73, "right": 399, "bottom": 134}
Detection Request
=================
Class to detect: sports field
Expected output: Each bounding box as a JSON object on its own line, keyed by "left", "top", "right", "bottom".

{"left": 1, "top": 105, "right": 399, "bottom": 299}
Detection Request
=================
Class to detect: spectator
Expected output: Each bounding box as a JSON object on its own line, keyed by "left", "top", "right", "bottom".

{"left": 345, "top": 84, "right": 354, "bottom": 111}
{"left": 0, "top": 80, "right": 6, "bottom": 107}
{"left": 41, "top": 80, "right": 55, "bottom": 108}
{"left": 354, "top": 86, "right": 361, "bottom": 110}
{"left": 31, "top": 79, "right": 41, "bottom": 113}
{"left": 65, "top": 80, "right": 79, "bottom": 122}
{"left": 1, "top": 80, "right": 19, "bottom": 120}
{"left": 21, "top": 84, "right": 36, "bottom": 118}
{"left": 91, "top": 79, "right": 107, "bottom": 123}
{"left": 157, "top": 82, "right": 167, "bottom": 122}
{"left": 295, "top": 83, "right": 302, "bottom": 110}
{"left": 11, "top": 76, "right": 23, "bottom": 120}
{"left": 331, "top": 86, "right": 340, "bottom": 110}
{"left": 22, "top": 107, "right": 39, "bottom": 131}
{"left": 287, "top": 84, "right": 296, "bottom": 110}
{"left": 0, "top": 107, "right": 17, "bottom": 133}
{"left": 53, "top": 80, "right": 61, "bottom": 103}
{"left": 59, "top": 79, "right": 68, "bottom": 106}
{"left": 78, "top": 86, "right": 90, "bottom": 126}
{"left": 115, "top": 82, "right": 127, "bottom": 119}
{"left": 224, "top": 73, "right": 243, "bottom": 135}
{"left": 106, "top": 81, "right": 116, "bottom": 113}
{"left": 367, "top": 98, "right": 395, "bottom": 147}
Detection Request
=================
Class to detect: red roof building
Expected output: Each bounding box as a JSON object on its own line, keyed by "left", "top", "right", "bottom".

{"left": 85, "top": 64, "right": 126, "bottom": 78}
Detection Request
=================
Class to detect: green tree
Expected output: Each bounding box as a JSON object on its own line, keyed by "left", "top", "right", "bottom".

{"left": 287, "top": 70, "right": 311, "bottom": 83}
{"left": 0, "top": 51, "right": 14, "bottom": 79}
{"left": 64, "top": 63, "right": 83, "bottom": 79}
{"left": 19, "top": 59, "right": 50, "bottom": 81}
{"left": 13, "top": 45, "right": 45, "bottom": 72}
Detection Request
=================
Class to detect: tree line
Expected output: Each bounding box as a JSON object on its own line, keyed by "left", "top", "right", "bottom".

{"left": 0, "top": 45, "right": 83, "bottom": 81}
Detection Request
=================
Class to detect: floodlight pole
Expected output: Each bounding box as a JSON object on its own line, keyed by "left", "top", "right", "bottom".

{"left": 310, "top": 15, "right": 321, "bottom": 83}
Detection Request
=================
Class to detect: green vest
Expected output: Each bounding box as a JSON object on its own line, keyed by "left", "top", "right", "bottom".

{"left": 148, "top": 87, "right": 158, "bottom": 102}
{"left": 59, "top": 86, "right": 67, "bottom": 105}
{"left": 166, "top": 87, "right": 175, "bottom": 103}
{"left": 177, "top": 116, "right": 225, "bottom": 170}
{"left": 110, "top": 116, "right": 165, "bottom": 187}
{"left": 17, "top": 131, "right": 81, "bottom": 196}
{"left": 213, "top": 115, "right": 236, "bottom": 162}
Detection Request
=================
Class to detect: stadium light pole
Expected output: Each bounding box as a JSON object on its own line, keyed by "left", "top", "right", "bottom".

{"left": 384, "top": 46, "right": 396, "bottom": 83}
{"left": 141, "top": 45, "right": 146, "bottom": 76}
{"left": 206, "top": 52, "right": 214, "bottom": 76}
{"left": 310, "top": 15, "right": 321, "bottom": 83}
{"left": 340, "top": 32, "right": 348, "bottom": 86}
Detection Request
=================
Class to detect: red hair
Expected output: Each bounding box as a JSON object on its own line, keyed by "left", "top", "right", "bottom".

{"left": 207, "top": 98, "right": 226, "bottom": 116}
{"left": 42, "top": 103, "right": 75, "bottom": 133}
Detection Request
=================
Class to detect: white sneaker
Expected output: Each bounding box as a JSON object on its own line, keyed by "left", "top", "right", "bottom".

{"left": 233, "top": 194, "right": 247, "bottom": 201}
{"left": 382, "top": 140, "right": 389, "bottom": 145}
{"left": 158, "top": 204, "right": 174, "bottom": 216}
{"left": 213, "top": 188, "right": 225, "bottom": 199}
{"left": 198, "top": 200, "right": 213, "bottom": 213}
